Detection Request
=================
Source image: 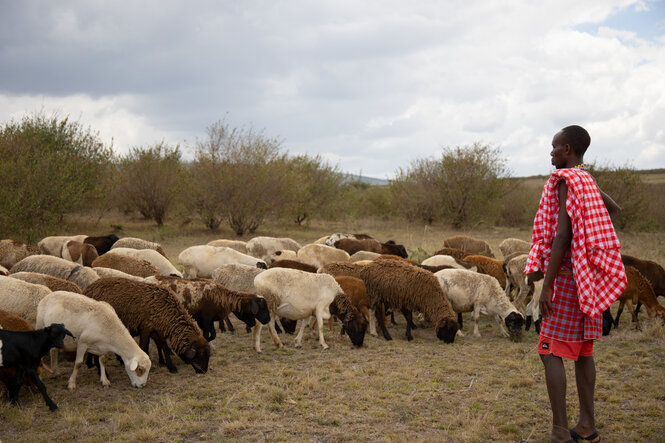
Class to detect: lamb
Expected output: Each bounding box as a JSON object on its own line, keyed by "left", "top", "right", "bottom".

{"left": 9, "top": 272, "right": 83, "bottom": 293}
{"left": 297, "top": 244, "right": 351, "bottom": 269}
{"left": 84, "top": 278, "right": 210, "bottom": 374}
{"left": 61, "top": 240, "right": 99, "bottom": 267}
{"left": 211, "top": 263, "right": 265, "bottom": 294}
{"left": 0, "top": 277, "right": 53, "bottom": 326}
{"left": 332, "top": 276, "right": 370, "bottom": 338}
{"left": 434, "top": 269, "right": 525, "bottom": 341}
{"left": 270, "top": 259, "right": 318, "bottom": 273}
{"left": 111, "top": 237, "right": 168, "bottom": 257}
{"left": 145, "top": 275, "right": 270, "bottom": 342}
{"left": 324, "top": 233, "right": 375, "bottom": 247}
{"left": 0, "top": 239, "right": 40, "bottom": 269}
{"left": 36, "top": 291, "right": 152, "bottom": 390}
{"left": 613, "top": 266, "right": 665, "bottom": 330}
{"left": 252, "top": 268, "right": 344, "bottom": 352}
{"left": 0, "top": 322, "right": 73, "bottom": 410}
{"left": 10, "top": 255, "right": 100, "bottom": 289}
{"left": 246, "top": 236, "right": 302, "bottom": 262}
{"left": 443, "top": 235, "right": 495, "bottom": 258}
{"left": 207, "top": 239, "right": 248, "bottom": 254}
{"left": 349, "top": 251, "right": 381, "bottom": 262}
{"left": 93, "top": 267, "right": 148, "bottom": 282}
{"left": 107, "top": 247, "right": 182, "bottom": 277}
{"left": 334, "top": 238, "right": 408, "bottom": 259}
{"left": 498, "top": 238, "right": 530, "bottom": 259}
{"left": 325, "top": 281, "right": 368, "bottom": 347}
{"left": 38, "top": 235, "right": 87, "bottom": 257}
{"left": 83, "top": 233, "right": 120, "bottom": 255}
{"left": 421, "top": 255, "right": 478, "bottom": 271}
{"left": 92, "top": 253, "right": 160, "bottom": 278}
{"left": 462, "top": 255, "right": 507, "bottom": 290}
{"left": 178, "top": 245, "right": 267, "bottom": 279}
{"left": 431, "top": 247, "right": 470, "bottom": 261}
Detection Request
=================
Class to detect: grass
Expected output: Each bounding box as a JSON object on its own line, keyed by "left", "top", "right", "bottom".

{"left": 2, "top": 215, "right": 665, "bottom": 442}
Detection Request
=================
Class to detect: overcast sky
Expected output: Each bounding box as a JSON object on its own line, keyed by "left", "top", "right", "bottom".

{"left": 1, "top": 0, "right": 664, "bottom": 178}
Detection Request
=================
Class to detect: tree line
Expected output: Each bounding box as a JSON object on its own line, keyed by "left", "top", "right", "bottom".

{"left": 0, "top": 113, "right": 659, "bottom": 241}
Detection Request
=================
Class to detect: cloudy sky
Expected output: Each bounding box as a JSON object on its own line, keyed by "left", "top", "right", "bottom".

{"left": 1, "top": 0, "right": 664, "bottom": 178}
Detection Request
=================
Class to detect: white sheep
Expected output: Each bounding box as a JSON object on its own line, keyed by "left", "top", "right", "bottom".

{"left": 434, "top": 269, "right": 524, "bottom": 340}
{"left": 503, "top": 254, "right": 530, "bottom": 309}
{"left": 107, "top": 248, "right": 182, "bottom": 278}
{"left": 253, "top": 268, "right": 344, "bottom": 352}
{"left": 111, "top": 237, "right": 167, "bottom": 257}
{"left": 498, "top": 238, "right": 531, "bottom": 259}
{"left": 269, "top": 250, "right": 297, "bottom": 264}
{"left": 421, "top": 255, "right": 478, "bottom": 271}
{"left": 9, "top": 255, "right": 100, "bottom": 289}
{"left": 179, "top": 245, "right": 267, "bottom": 279}
{"left": 246, "top": 236, "right": 302, "bottom": 262}
{"left": 93, "top": 267, "right": 148, "bottom": 282}
{"left": 36, "top": 291, "right": 152, "bottom": 390}
{"left": 0, "top": 276, "right": 52, "bottom": 327}
{"left": 297, "top": 244, "right": 350, "bottom": 269}
{"left": 207, "top": 239, "right": 248, "bottom": 254}
{"left": 0, "top": 239, "right": 40, "bottom": 269}
{"left": 38, "top": 235, "right": 87, "bottom": 257}
{"left": 211, "top": 263, "right": 265, "bottom": 293}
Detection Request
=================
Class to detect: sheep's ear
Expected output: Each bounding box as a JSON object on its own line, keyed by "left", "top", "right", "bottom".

{"left": 129, "top": 358, "right": 138, "bottom": 371}
{"left": 251, "top": 299, "right": 259, "bottom": 315}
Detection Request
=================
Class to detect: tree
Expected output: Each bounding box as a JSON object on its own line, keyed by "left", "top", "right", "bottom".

{"left": 117, "top": 142, "right": 184, "bottom": 226}
{"left": 0, "top": 112, "right": 113, "bottom": 241}
{"left": 189, "top": 120, "right": 289, "bottom": 235}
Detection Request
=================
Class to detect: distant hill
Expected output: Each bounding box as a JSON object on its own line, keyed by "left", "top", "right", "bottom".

{"left": 342, "top": 174, "right": 390, "bottom": 186}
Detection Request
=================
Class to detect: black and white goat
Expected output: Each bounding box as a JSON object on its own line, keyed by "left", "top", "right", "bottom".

{"left": 0, "top": 323, "right": 74, "bottom": 410}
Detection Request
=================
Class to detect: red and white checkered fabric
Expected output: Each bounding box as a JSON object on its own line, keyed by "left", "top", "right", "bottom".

{"left": 525, "top": 168, "right": 627, "bottom": 318}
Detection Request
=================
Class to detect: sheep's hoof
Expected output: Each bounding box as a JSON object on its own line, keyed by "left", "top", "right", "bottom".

{"left": 67, "top": 383, "right": 76, "bottom": 391}
{"left": 101, "top": 380, "right": 111, "bottom": 387}
{"left": 294, "top": 343, "right": 302, "bottom": 349}
{"left": 322, "top": 345, "right": 329, "bottom": 350}
{"left": 456, "top": 330, "right": 465, "bottom": 337}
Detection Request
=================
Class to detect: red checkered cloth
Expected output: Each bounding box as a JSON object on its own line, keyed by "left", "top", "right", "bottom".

{"left": 525, "top": 168, "right": 627, "bottom": 319}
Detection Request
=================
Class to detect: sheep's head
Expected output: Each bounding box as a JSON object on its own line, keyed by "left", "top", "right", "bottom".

{"left": 342, "top": 311, "right": 368, "bottom": 347}
{"left": 435, "top": 318, "right": 459, "bottom": 343}
{"left": 256, "top": 261, "right": 268, "bottom": 270}
{"left": 505, "top": 311, "right": 524, "bottom": 342}
{"left": 234, "top": 311, "right": 257, "bottom": 328}
{"left": 253, "top": 297, "right": 271, "bottom": 325}
{"left": 181, "top": 337, "right": 211, "bottom": 374}
{"left": 125, "top": 353, "right": 151, "bottom": 388}
{"left": 47, "top": 323, "right": 75, "bottom": 349}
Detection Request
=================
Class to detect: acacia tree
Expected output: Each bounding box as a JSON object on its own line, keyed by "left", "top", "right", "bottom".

{"left": 190, "top": 120, "right": 289, "bottom": 235}
{"left": 117, "top": 142, "right": 184, "bottom": 226}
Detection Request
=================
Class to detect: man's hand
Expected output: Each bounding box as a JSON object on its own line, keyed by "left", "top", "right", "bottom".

{"left": 539, "top": 286, "right": 553, "bottom": 318}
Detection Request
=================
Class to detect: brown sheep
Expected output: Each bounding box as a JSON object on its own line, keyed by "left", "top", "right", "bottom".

{"left": 443, "top": 235, "right": 495, "bottom": 258}
{"left": 0, "top": 240, "right": 40, "bottom": 269}
{"left": 613, "top": 266, "right": 665, "bottom": 330}
{"left": 334, "top": 238, "right": 408, "bottom": 258}
{"left": 432, "top": 247, "right": 469, "bottom": 261}
{"left": 83, "top": 278, "right": 210, "bottom": 374}
{"left": 92, "top": 253, "right": 160, "bottom": 278}
{"left": 332, "top": 275, "right": 371, "bottom": 333}
{"left": 270, "top": 259, "right": 318, "bottom": 273}
{"left": 9, "top": 272, "right": 83, "bottom": 293}
{"left": 463, "top": 255, "right": 506, "bottom": 290}
{"left": 327, "top": 280, "right": 368, "bottom": 347}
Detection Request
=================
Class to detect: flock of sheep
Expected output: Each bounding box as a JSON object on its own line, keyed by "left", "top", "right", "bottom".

{"left": 0, "top": 231, "right": 664, "bottom": 411}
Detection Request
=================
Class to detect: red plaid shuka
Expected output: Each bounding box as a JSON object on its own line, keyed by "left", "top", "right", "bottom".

{"left": 525, "top": 168, "right": 627, "bottom": 326}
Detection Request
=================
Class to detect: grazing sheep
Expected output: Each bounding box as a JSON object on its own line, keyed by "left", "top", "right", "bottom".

{"left": 324, "top": 233, "right": 375, "bottom": 247}
{"left": 211, "top": 263, "right": 265, "bottom": 294}
{"left": 92, "top": 253, "right": 160, "bottom": 278}
{"left": 0, "top": 277, "right": 52, "bottom": 327}
{"left": 524, "top": 275, "right": 544, "bottom": 333}
{"left": 84, "top": 278, "right": 210, "bottom": 374}
{"left": 145, "top": 275, "right": 270, "bottom": 341}
{"left": 443, "top": 235, "right": 495, "bottom": 258}
{"left": 38, "top": 235, "right": 87, "bottom": 257}
{"left": 334, "top": 238, "right": 408, "bottom": 259}
{"left": 10, "top": 255, "right": 100, "bottom": 289}
{"left": 178, "top": 245, "right": 267, "bottom": 279}
{"left": 333, "top": 276, "right": 370, "bottom": 338}
{"left": 207, "top": 239, "right": 248, "bottom": 254}
{"left": 349, "top": 251, "right": 381, "bottom": 262}
{"left": 613, "top": 266, "right": 665, "bottom": 330}
{"left": 326, "top": 285, "right": 368, "bottom": 347}
{"left": 107, "top": 248, "right": 182, "bottom": 278}
{"left": 112, "top": 237, "right": 167, "bottom": 257}
{"left": 0, "top": 239, "right": 40, "bottom": 269}
{"left": 434, "top": 269, "right": 524, "bottom": 341}
{"left": 253, "top": 268, "right": 343, "bottom": 352}
{"left": 297, "top": 244, "right": 351, "bottom": 269}
{"left": 498, "top": 238, "right": 530, "bottom": 259}
{"left": 270, "top": 259, "right": 318, "bottom": 273}
{"left": 61, "top": 240, "right": 99, "bottom": 267}
{"left": 421, "top": 255, "right": 477, "bottom": 271}
{"left": 431, "top": 247, "right": 470, "bottom": 261}
{"left": 9, "top": 272, "right": 82, "bottom": 293}
{"left": 503, "top": 254, "right": 529, "bottom": 307}
{"left": 93, "top": 267, "right": 148, "bottom": 282}
{"left": 36, "top": 291, "right": 151, "bottom": 390}
{"left": 621, "top": 254, "right": 665, "bottom": 316}
{"left": 269, "top": 250, "right": 298, "bottom": 264}
{"left": 246, "top": 236, "right": 302, "bottom": 262}
{"left": 463, "top": 255, "right": 507, "bottom": 290}
{"left": 83, "top": 234, "right": 120, "bottom": 255}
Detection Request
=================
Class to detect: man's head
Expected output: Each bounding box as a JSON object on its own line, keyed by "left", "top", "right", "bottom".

{"left": 551, "top": 125, "right": 589, "bottom": 169}
{"left": 560, "top": 125, "right": 590, "bottom": 156}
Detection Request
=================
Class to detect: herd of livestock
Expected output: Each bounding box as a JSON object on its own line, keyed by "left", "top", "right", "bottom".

{"left": 0, "top": 232, "right": 663, "bottom": 411}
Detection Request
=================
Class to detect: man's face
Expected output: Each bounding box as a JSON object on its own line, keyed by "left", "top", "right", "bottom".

{"left": 550, "top": 131, "right": 568, "bottom": 169}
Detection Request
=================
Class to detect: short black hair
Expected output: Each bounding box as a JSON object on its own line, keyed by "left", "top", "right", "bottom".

{"left": 560, "top": 125, "right": 591, "bottom": 156}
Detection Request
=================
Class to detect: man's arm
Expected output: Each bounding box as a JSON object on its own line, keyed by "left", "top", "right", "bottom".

{"left": 598, "top": 188, "right": 621, "bottom": 222}
{"left": 539, "top": 181, "right": 573, "bottom": 318}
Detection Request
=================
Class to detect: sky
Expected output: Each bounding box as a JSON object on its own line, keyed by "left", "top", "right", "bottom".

{"left": 1, "top": 0, "right": 664, "bottom": 179}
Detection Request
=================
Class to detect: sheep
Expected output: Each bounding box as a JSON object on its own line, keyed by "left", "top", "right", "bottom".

{"left": 36, "top": 291, "right": 152, "bottom": 390}
{"left": 38, "top": 235, "right": 87, "bottom": 256}
{"left": 324, "top": 233, "right": 375, "bottom": 247}
{"left": 61, "top": 240, "right": 99, "bottom": 267}
{"left": 252, "top": 268, "right": 344, "bottom": 352}
{"left": 10, "top": 255, "right": 100, "bottom": 289}
{"left": 421, "top": 255, "right": 478, "bottom": 271}
{"left": 431, "top": 247, "right": 470, "bottom": 261}
{"left": 111, "top": 237, "right": 168, "bottom": 257}
{"left": 324, "top": 284, "right": 368, "bottom": 347}
{"left": 332, "top": 276, "right": 370, "bottom": 339}
{"left": 297, "top": 243, "right": 351, "bottom": 269}
{"left": 621, "top": 254, "right": 665, "bottom": 315}
{"left": 498, "top": 238, "right": 531, "bottom": 259}
{"left": 269, "top": 249, "right": 297, "bottom": 264}
{"left": 145, "top": 275, "right": 270, "bottom": 342}
{"left": 211, "top": 263, "right": 265, "bottom": 294}
{"left": 107, "top": 248, "right": 182, "bottom": 278}
{"left": 357, "top": 259, "right": 459, "bottom": 342}
{"left": 9, "top": 272, "right": 83, "bottom": 293}
{"left": 92, "top": 253, "right": 160, "bottom": 278}
{"left": 0, "top": 277, "right": 53, "bottom": 327}
{"left": 462, "top": 255, "right": 507, "bottom": 290}
{"left": 83, "top": 278, "right": 210, "bottom": 374}
{"left": 334, "top": 238, "right": 408, "bottom": 259}
{"left": 83, "top": 233, "right": 120, "bottom": 255}
{"left": 207, "top": 239, "right": 248, "bottom": 254}
{"left": 270, "top": 259, "right": 318, "bottom": 273}
{"left": 246, "top": 236, "right": 302, "bottom": 262}
{"left": 93, "top": 267, "right": 148, "bottom": 282}
{"left": 0, "top": 239, "right": 41, "bottom": 269}
{"left": 434, "top": 269, "right": 525, "bottom": 341}
{"left": 178, "top": 245, "right": 267, "bottom": 279}
{"left": 443, "top": 235, "right": 495, "bottom": 258}
{"left": 613, "top": 266, "right": 665, "bottom": 330}
{"left": 349, "top": 251, "right": 381, "bottom": 262}
{"left": 502, "top": 254, "right": 529, "bottom": 306}
{"left": 0, "top": 322, "right": 73, "bottom": 410}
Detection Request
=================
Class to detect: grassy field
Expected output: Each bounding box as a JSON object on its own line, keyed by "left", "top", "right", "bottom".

{"left": 2, "top": 216, "right": 665, "bottom": 442}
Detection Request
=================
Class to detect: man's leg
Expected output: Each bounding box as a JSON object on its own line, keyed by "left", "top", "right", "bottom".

{"left": 572, "top": 355, "right": 597, "bottom": 437}
{"left": 541, "top": 354, "right": 571, "bottom": 442}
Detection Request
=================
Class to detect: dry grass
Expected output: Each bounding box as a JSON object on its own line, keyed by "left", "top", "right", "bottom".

{"left": 2, "top": 215, "right": 665, "bottom": 442}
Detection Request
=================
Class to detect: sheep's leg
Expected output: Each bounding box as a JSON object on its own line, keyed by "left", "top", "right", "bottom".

{"left": 368, "top": 308, "right": 378, "bottom": 337}
{"left": 98, "top": 354, "right": 111, "bottom": 387}
{"left": 328, "top": 316, "right": 335, "bottom": 333}
{"left": 8, "top": 367, "right": 23, "bottom": 404}
{"left": 252, "top": 324, "right": 263, "bottom": 353}
{"left": 224, "top": 317, "right": 235, "bottom": 333}
{"left": 294, "top": 319, "right": 307, "bottom": 348}
{"left": 375, "top": 304, "right": 393, "bottom": 341}
{"left": 626, "top": 299, "right": 640, "bottom": 330}
{"left": 495, "top": 314, "right": 509, "bottom": 338}
{"left": 139, "top": 329, "right": 151, "bottom": 355}
{"left": 401, "top": 309, "right": 414, "bottom": 341}
{"left": 614, "top": 301, "right": 625, "bottom": 328}
{"left": 49, "top": 348, "right": 59, "bottom": 371}
{"left": 267, "top": 317, "right": 284, "bottom": 349}
{"left": 68, "top": 344, "right": 89, "bottom": 390}
{"left": 26, "top": 367, "right": 58, "bottom": 411}
{"left": 472, "top": 307, "right": 481, "bottom": 337}
{"left": 315, "top": 307, "right": 330, "bottom": 350}
{"left": 458, "top": 312, "right": 464, "bottom": 330}
{"left": 505, "top": 278, "right": 512, "bottom": 300}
